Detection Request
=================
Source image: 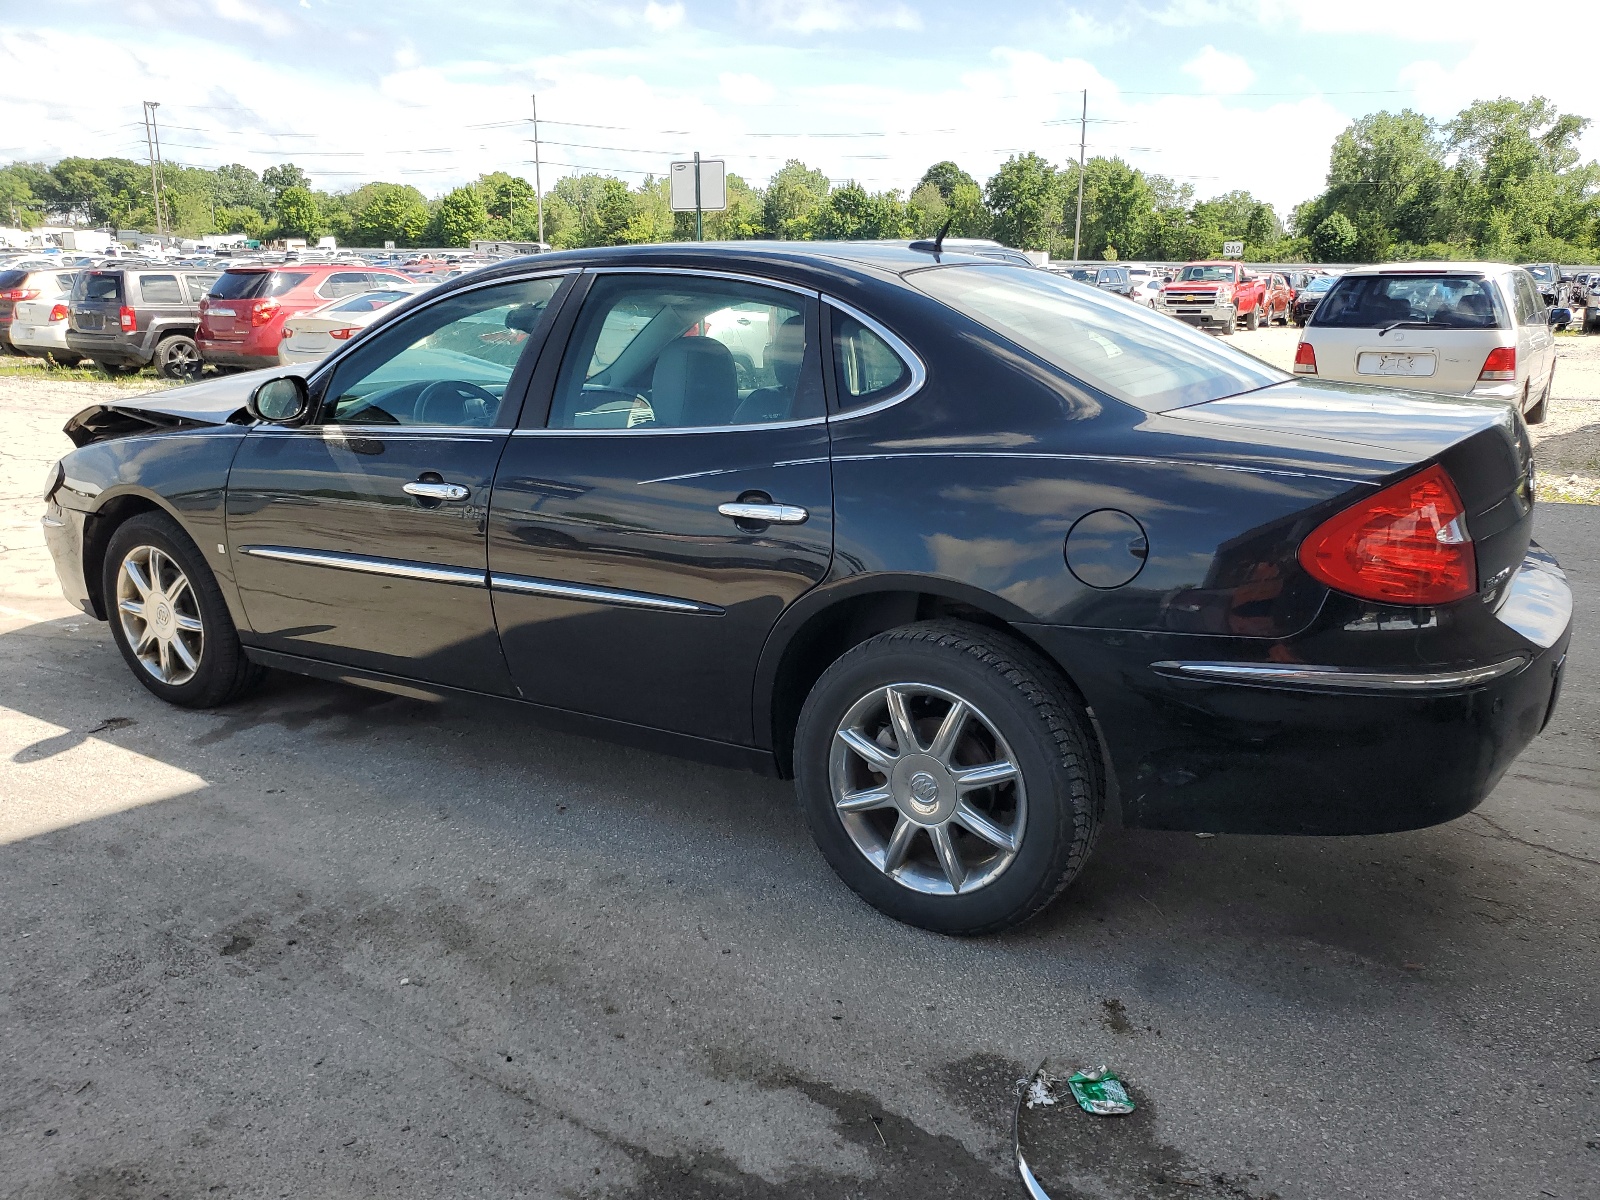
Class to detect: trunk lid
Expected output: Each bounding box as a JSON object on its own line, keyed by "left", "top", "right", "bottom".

{"left": 1303, "top": 326, "right": 1507, "bottom": 395}
{"left": 1171, "top": 379, "right": 1534, "bottom": 601}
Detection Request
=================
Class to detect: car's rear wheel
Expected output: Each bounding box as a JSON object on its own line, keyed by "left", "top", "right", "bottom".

{"left": 1525, "top": 371, "right": 1553, "bottom": 425}
{"left": 793, "top": 621, "right": 1101, "bottom": 935}
{"left": 156, "top": 334, "right": 199, "bottom": 379}
{"left": 103, "top": 512, "right": 265, "bottom": 708}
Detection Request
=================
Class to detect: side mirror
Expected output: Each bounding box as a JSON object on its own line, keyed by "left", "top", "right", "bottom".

{"left": 1548, "top": 306, "right": 1572, "bottom": 326}
{"left": 248, "top": 375, "right": 309, "bottom": 424}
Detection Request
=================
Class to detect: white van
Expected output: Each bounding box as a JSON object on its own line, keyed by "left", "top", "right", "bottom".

{"left": 1293, "top": 262, "right": 1557, "bottom": 423}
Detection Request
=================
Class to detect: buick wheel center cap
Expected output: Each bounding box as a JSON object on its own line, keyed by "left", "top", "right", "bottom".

{"left": 152, "top": 597, "right": 173, "bottom": 636}
{"left": 909, "top": 772, "right": 940, "bottom": 808}
{"left": 893, "top": 756, "right": 954, "bottom": 822}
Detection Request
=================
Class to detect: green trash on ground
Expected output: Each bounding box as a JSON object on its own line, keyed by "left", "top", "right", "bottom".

{"left": 1067, "top": 1066, "right": 1136, "bottom": 1115}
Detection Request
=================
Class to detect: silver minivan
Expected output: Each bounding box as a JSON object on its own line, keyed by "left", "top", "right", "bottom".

{"left": 1293, "top": 262, "right": 1557, "bottom": 424}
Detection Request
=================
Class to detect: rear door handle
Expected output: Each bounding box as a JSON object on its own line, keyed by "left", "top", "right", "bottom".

{"left": 718, "top": 502, "right": 808, "bottom": 525}
{"left": 404, "top": 481, "right": 471, "bottom": 502}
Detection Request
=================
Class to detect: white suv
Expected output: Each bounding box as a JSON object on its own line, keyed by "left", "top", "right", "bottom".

{"left": 1292, "top": 262, "right": 1557, "bottom": 423}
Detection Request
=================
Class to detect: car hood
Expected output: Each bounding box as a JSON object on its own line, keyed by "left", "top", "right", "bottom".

{"left": 62, "top": 366, "right": 299, "bottom": 446}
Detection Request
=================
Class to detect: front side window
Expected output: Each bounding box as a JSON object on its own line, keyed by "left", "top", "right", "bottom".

{"left": 548, "top": 275, "right": 822, "bottom": 430}
{"left": 1514, "top": 273, "right": 1544, "bottom": 326}
{"left": 183, "top": 274, "right": 218, "bottom": 300}
{"left": 911, "top": 263, "right": 1284, "bottom": 411}
{"left": 319, "top": 271, "right": 375, "bottom": 300}
{"left": 320, "top": 276, "right": 563, "bottom": 428}
{"left": 1311, "top": 274, "right": 1505, "bottom": 330}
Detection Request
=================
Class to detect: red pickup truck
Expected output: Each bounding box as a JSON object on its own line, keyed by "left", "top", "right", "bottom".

{"left": 1155, "top": 260, "right": 1270, "bottom": 336}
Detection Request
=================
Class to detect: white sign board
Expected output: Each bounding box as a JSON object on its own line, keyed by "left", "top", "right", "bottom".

{"left": 1222, "top": 240, "right": 1244, "bottom": 258}
{"left": 670, "top": 159, "right": 727, "bottom": 211}
{"left": 383, "top": 240, "right": 396, "bottom": 251}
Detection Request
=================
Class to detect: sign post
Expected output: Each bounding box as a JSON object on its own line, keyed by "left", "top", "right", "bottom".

{"left": 670, "top": 157, "right": 727, "bottom": 240}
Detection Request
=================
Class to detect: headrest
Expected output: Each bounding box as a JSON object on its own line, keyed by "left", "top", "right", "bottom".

{"left": 651, "top": 335, "right": 738, "bottom": 427}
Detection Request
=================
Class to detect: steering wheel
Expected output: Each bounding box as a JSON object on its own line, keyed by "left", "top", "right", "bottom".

{"left": 416, "top": 379, "right": 498, "bottom": 426}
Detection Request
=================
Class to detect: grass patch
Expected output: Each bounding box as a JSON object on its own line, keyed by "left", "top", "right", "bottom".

{"left": 0, "top": 356, "right": 177, "bottom": 389}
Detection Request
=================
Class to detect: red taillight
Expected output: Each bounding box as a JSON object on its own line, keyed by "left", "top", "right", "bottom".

{"left": 1299, "top": 463, "right": 1476, "bottom": 606}
{"left": 329, "top": 327, "right": 358, "bottom": 340}
{"left": 0, "top": 288, "right": 40, "bottom": 301}
{"left": 49, "top": 304, "right": 68, "bottom": 323}
{"left": 119, "top": 305, "right": 136, "bottom": 332}
{"left": 1293, "top": 341, "right": 1317, "bottom": 374}
{"left": 250, "top": 298, "right": 280, "bottom": 327}
{"left": 1479, "top": 346, "right": 1516, "bottom": 381}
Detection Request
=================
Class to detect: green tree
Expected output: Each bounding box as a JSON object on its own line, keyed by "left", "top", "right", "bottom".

{"left": 577, "top": 177, "right": 635, "bottom": 246}
{"left": 906, "top": 182, "right": 948, "bottom": 237}
{"left": 985, "top": 152, "right": 1062, "bottom": 250}
{"left": 353, "top": 183, "right": 430, "bottom": 247}
{"left": 0, "top": 164, "right": 46, "bottom": 227}
{"left": 808, "top": 182, "right": 910, "bottom": 239}
{"left": 1076, "top": 157, "right": 1153, "bottom": 260}
{"left": 46, "top": 157, "right": 148, "bottom": 228}
{"left": 1311, "top": 211, "right": 1358, "bottom": 261}
{"left": 262, "top": 163, "right": 311, "bottom": 199}
{"left": 762, "top": 160, "right": 831, "bottom": 239}
{"left": 947, "top": 181, "right": 992, "bottom": 238}
{"left": 212, "top": 164, "right": 270, "bottom": 214}
{"left": 275, "top": 186, "right": 321, "bottom": 239}
{"left": 915, "top": 161, "right": 978, "bottom": 202}
{"left": 430, "top": 185, "right": 489, "bottom": 246}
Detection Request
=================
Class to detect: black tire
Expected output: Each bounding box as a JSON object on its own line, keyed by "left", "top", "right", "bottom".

{"left": 1243, "top": 304, "right": 1260, "bottom": 331}
{"left": 1525, "top": 371, "right": 1552, "bottom": 425}
{"left": 102, "top": 511, "right": 266, "bottom": 708}
{"left": 1217, "top": 318, "right": 1235, "bottom": 337}
{"left": 49, "top": 352, "right": 84, "bottom": 368}
{"left": 793, "top": 621, "right": 1102, "bottom": 935}
{"left": 155, "top": 334, "right": 199, "bottom": 380}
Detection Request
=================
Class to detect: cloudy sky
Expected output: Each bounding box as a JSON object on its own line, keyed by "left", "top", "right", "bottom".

{"left": 1, "top": 0, "right": 1595, "bottom": 216}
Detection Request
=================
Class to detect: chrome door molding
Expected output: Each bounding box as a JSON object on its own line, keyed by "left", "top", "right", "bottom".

{"left": 1149, "top": 657, "right": 1528, "bottom": 693}
{"left": 490, "top": 571, "right": 724, "bottom": 615}
{"left": 237, "top": 545, "right": 487, "bottom": 588}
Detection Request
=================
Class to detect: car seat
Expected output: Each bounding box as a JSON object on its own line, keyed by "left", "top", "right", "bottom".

{"left": 649, "top": 335, "right": 739, "bottom": 427}
{"left": 731, "top": 315, "right": 805, "bottom": 424}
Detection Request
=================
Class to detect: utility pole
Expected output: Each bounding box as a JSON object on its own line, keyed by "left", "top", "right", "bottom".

{"left": 1072, "top": 88, "right": 1086, "bottom": 262}
{"left": 142, "top": 100, "right": 166, "bottom": 236}
{"left": 531, "top": 92, "right": 544, "bottom": 247}
{"left": 694, "top": 151, "right": 703, "bottom": 241}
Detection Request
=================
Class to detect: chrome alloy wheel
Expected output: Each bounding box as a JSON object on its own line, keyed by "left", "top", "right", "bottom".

{"left": 116, "top": 545, "right": 204, "bottom": 685}
{"left": 829, "top": 683, "right": 1026, "bottom": 895}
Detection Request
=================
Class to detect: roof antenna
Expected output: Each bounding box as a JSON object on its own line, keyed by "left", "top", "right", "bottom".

{"left": 933, "top": 218, "right": 951, "bottom": 255}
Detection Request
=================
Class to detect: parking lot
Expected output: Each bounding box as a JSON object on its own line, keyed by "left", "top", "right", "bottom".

{"left": 1, "top": 333, "right": 1596, "bottom": 1198}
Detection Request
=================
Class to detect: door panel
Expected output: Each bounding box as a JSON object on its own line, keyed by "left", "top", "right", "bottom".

{"left": 488, "top": 270, "right": 834, "bottom": 746}
{"left": 227, "top": 427, "right": 514, "bottom": 692}
{"left": 488, "top": 426, "right": 832, "bottom": 742}
{"left": 223, "top": 274, "right": 570, "bottom": 692}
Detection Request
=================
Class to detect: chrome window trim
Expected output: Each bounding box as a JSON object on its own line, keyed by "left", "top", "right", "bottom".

{"left": 584, "top": 265, "right": 820, "bottom": 300}
{"left": 511, "top": 416, "right": 825, "bottom": 437}
{"left": 303, "top": 268, "right": 578, "bottom": 397}
{"left": 252, "top": 425, "right": 506, "bottom": 442}
{"left": 238, "top": 545, "right": 486, "bottom": 589}
{"left": 490, "top": 571, "right": 723, "bottom": 615}
{"left": 822, "top": 296, "right": 927, "bottom": 420}
{"left": 1149, "top": 657, "right": 1527, "bottom": 693}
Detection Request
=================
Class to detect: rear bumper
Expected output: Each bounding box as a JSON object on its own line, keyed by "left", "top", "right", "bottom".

{"left": 198, "top": 340, "right": 277, "bottom": 370}
{"left": 1022, "top": 549, "right": 1572, "bottom": 835}
{"left": 64, "top": 331, "right": 152, "bottom": 366}
{"left": 11, "top": 322, "right": 71, "bottom": 352}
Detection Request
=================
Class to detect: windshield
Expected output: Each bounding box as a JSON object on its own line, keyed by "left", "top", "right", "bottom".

{"left": 1526, "top": 264, "right": 1557, "bottom": 285}
{"left": 1307, "top": 276, "right": 1335, "bottom": 293}
{"left": 1178, "top": 265, "right": 1236, "bottom": 282}
{"left": 1063, "top": 269, "right": 1097, "bottom": 283}
{"left": 1311, "top": 274, "right": 1506, "bottom": 330}
{"left": 912, "top": 264, "right": 1286, "bottom": 411}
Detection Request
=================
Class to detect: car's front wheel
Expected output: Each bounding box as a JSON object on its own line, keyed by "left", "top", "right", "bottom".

{"left": 103, "top": 511, "right": 265, "bottom": 708}
{"left": 794, "top": 622, "right": 1102, "bottom": 935}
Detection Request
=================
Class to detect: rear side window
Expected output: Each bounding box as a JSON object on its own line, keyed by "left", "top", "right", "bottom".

{"left": 209, "top": 270, "right": 270, "bottom": 300}
{"left": 318, "top": 271, "right": 375, "bottom": 299}
{"left": 184, "top": 274, "right": 218, "bottom": 300}
{"left": 140, "top": 274, "right": 183, "bottom": 303}
{"left": 1312, "top": 274, "right": 1505, "bottom": 330}
{"left": 832, "top": 310, "right": 911, "bottom": 408}
{"left": 1513, "top": 273, "right": 1545, "bottom": 326}
{"left": 80, "top": 273, "right": 122, "bottom": 303}
{"left": 267, "top": 271, "right": 312, "bottom": 297}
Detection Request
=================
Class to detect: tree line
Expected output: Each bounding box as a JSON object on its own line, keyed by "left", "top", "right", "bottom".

{"left": 1, "top": 95, "right": 1593, "bottom": 262}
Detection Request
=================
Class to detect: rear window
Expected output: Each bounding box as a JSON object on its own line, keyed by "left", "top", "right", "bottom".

{"left": 80, "top": 273, "right": 122, "bottom": 303}
{"left": 140, "top": 274, "right": 183, "bottom": 303}
{"left": 912, "top": 263, "right": 1286, "bottom": 411}
{"left": 1311, "top": 274, "right": 1506, "bottom": 330}
{"left": 0, "top": 270, "right": 28, "bottom": 289}
{"left": 328, "top": 289, "right": 412, "bottom": 313}
{"left": 208, "top": 270, "right": 311, "bottom": 300}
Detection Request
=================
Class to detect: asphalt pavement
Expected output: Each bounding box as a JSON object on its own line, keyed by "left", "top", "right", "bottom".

{"left": 0, "top": 485, "right": 1595, "bottom": 1198}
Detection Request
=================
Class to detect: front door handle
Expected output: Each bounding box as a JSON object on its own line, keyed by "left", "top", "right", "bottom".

{"left": 718, "top": 502, "right": 808, "bottom": 525}
{"left": 404, "top": 480, "right": 471, "bottom": 502}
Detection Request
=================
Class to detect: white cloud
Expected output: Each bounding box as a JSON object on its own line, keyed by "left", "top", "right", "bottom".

{"left": 747, "top": 0, "right": 922, "bottom": 34}
{"left": 212, "top": 0, "right": 292, "bottom": 37}
{"left": 719, "top": 72, "right": 776, "bottom": 104}
{"left": 641, "top": 2, "right": 684, "bottom": 31}
{"left": 1180, "top": 45, "right": 1254, "bottom": 95}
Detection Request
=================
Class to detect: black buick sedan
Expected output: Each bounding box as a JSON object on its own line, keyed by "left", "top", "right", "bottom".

{"left": 42, "top": 243, "right": 1571, "bottom": 934}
